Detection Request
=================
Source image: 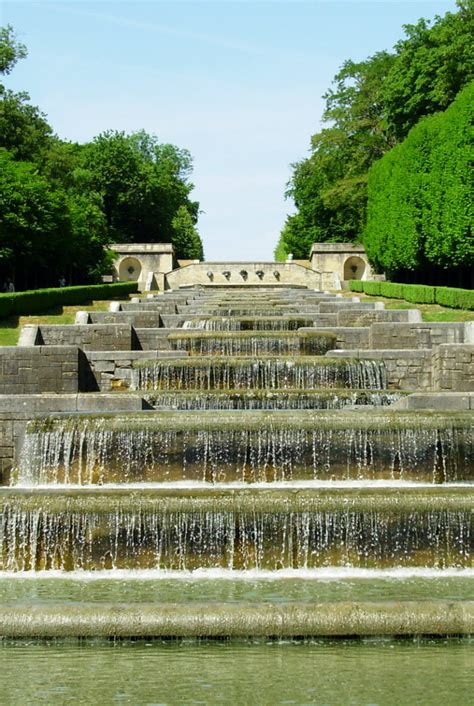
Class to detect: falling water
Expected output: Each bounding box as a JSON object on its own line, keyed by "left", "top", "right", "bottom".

{"left": 132, "top": 358, "right": 388, "bottom": 391}
{"left": 18, "top": 413, "right": 474, "bottom": 484}
{"left": 1, "top": 502, "right": 470, "bottom": 571}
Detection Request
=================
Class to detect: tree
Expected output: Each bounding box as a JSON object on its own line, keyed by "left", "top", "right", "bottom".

{"left": 0, "top": 26, "right": 203, "bottom": 288}
{"left": 382, "top": 1, "right": 474, "bottom": 139}
{"left": 278, "top": 2, "right": 473, "bottom": 261}
{"left": 0, "top": 25, "right": 27, "bottom": 76}
{"left": 280, "top": 51, "right": 395, "bottom": 255}
{"left": 80, "top": 130, "right": 199, "bottom": 246}
{"left": 363, "top": 83, "right": 473, "bottom": 282}
{"left": 171, "top": 206, "right": 204, "bottom": 260}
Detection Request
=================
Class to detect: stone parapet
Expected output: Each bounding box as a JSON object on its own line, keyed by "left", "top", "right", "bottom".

{"left": 0, "top": 393, "right": 149, "bottom": 482}
{"left": 392, "top": 392, "right": 474, "bottom": 411}
{"left": 370, "top": 322, "right": 466, "bottom": 350}
{"left": 329, "top": 349, "right": 432, "bottom": 390}
{"left": 299, "top": 327, "right": 370, "bottom": 350}
{"left": 81, "top": 311, "right": 164, "bottom": 328}
{"left": 85, "top": 350, "right": 188, "bottom": 390}
{"left": 18, "top": 324, "right": 137, "bottom": 351}
{"left": 0, "top": 346, "right": 80, "bottom": 395}
{"left": 432, "top": 344, "right": 474, "bottom": 392}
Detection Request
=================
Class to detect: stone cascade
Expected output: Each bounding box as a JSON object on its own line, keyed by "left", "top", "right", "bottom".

{"left": 0, "top": 285, "right": 472, "bottom": 639}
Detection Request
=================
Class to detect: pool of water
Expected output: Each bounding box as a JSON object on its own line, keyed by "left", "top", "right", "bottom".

{"left": 0, "top": 638, "right": 472, "bottom": 705}
{"left": 0, "top": 570, "right": 473, "bottom": 604}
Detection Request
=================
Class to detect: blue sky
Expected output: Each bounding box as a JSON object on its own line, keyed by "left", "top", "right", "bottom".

{"left": 2, "top": 0, "right": 458, "bottom": 260}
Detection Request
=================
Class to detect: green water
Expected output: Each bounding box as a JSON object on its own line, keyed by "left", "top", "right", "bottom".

{"left": 0, "top": 639, "right": 472, "bottom": 705}
{"left": 0, "top": 574, "right": 473, "bottom": 604}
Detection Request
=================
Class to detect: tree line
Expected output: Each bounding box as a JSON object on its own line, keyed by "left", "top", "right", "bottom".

{"left": 275, "top": 1, "right": 473, "bottom": 285}
{"left": 0, "top": 26, "right": 204, "bottom": 291}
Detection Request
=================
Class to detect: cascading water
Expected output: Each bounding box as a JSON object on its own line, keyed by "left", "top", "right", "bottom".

{"left": 131, "top": 357, "right": 388, "bottom": 390}
{"left": 18, "top": 412, "right": 474, "bottom": 485}
{"left": 143, "top": 389, "right": 403, "bottom": 411}
{"left": 1, "top": 285, "right": 473, "bottom": 643}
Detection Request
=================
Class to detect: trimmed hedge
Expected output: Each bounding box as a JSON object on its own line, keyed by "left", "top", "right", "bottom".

{"left": 401, "top": 284, "right": 436, "bottom": 305}
{"left": 435, "top": 287, "right": 474, "bottom": 310}
{"left": 348, "top": 280, "right": 473, "bottom": 310}
{"left": 379, "top": 282, "right": 404, "bottom": 299}
{"left": 0, "top": 282, "right": 138, "bottom": 319}
{"left": 361, "top": 281, "right": 382, "bottom": 296}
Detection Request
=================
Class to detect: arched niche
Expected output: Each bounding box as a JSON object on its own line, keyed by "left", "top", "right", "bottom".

{"left": 344, "top": 256, "right": 366, "bottom": 280}
{"left": 119, "top": 256, "right": 142, "bottom": 281}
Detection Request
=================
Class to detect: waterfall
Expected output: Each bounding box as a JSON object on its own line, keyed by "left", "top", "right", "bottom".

{"left": 18, "top": 414, "right": 473, "bottom": 485}
{"left": 2, "top": 504, "right": 470, "bottom": 571}
{"left": 132, "top": 358, "right": 388, "bottom": 391}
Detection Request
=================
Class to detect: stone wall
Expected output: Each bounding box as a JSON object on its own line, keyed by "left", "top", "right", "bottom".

{"left": 0, "top": 346, "right": 80, "bottom": 395}
{"left": 85, "top": 350, "right": 187, "bottom": 391}
{"left": 86, "top": 311, "right": 164, "bottom": 328}
{"left": 299, "top": 327, "right": 370, "bottom": 350}
{"left": 0, "top": 394, "right": 147, "bottom": 483}
{"left": 165, "top": 262, "right": 322, "bottom": 289}
{"left": 18, "top": 324, "right": 138, "bottom": 351}
{"left": 369, "top": 323, "right": 466, "bottom": 350}
{"left": 330, "top": 349, "right": 433, "bottom": 390}
{"left": 432, "top": 344, "right": 474, "bottom": 392}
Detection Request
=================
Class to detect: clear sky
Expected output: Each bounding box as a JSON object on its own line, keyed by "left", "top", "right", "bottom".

{"left": 2, "top": 0, "right": 458, "bottom": 261}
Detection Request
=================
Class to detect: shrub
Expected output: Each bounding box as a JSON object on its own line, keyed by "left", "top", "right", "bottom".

{"left": 362, "top": 281, "right": 382, "bottom": 296}
{"left": 379, "top": 282, "right": 404, "bottom": 299}
{"left": 435, "top": 287, "right": 474, "bottom": 310}
{"left": 0, "top": 282, "right": 138, "bottom": 319}
{"left": 401, "top": 284, "right": 436, "bottom": 304}
{"left": 351, "top": 279, "right": 473, "bottom": 310}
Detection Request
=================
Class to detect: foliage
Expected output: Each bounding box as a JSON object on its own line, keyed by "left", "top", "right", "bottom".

{"left": 348, "top": 280, "right": 474, "bottom": 310}
{"left": 364, "top": 83, "right": 473, "bottom": 276}
{"left": 361, "top": 281, "right": 381, "bottom": 296}
{"left": 280, "top": 52, "right": 394, "bottom": 255}
{"left": 382, "top": 2, "right": 474, "bottom": 139}
{"left": 435, "top": 287, "right": 474, "bottom": 310}
{"left": 80, "top": 130, "right": 199, "bottom": 245}
{"left": 276, "top": 214, "right": 316, "bottom": 259}
{"left": 0, "top": 27, "right": 203, "bottom": 290}
{"left": 379, "top": 282, "right": 405, "bottom": 299}
{"left": 0, "top": 25, "right": 26, "bottom": 75}
{"left": 0, "top": 282, "right": 138, "bottom": 319}
{"left": 279, "top": 2, "right": 473, "bottom": 263}
{"left": 0, "top": 150, "right": 112, "bottom": 289}
{"left": 171, "top": 206, "right": 204, "bottom": 260}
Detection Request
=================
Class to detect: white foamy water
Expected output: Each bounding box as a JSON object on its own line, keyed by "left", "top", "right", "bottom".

{"left": 10, "top": 480, "right": 474, "bottom": 490}
{"left": 1, "top": 567, "right": 473, "bottom": 581}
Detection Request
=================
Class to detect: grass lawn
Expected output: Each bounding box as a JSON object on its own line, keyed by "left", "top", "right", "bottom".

{"left": 341, "top": 292, "right": 474, "bottom": 322}
{"left": 1, "top": 293, "right": 472, "bottom": 346}
{"left": 0, "top": 300, "right": 111, "bottom": 346}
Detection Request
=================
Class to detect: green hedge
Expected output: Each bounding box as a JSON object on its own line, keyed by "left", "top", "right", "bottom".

{"left": 401, "top": 284, "right": 436, "bottom": 304}
{"left": 0, "top": 282, "right": 138, "bottom": 319}
{"left": 379, "top": 282, "right": 404, "bottom": 299}
{"left": 361, "top": 281, "right": 382, "bottom": 296}
{"left": 435, "top": 287, "right": 474, "bottom": 310}
{"left": 348, "top": 280, "right": 473, "bottom": 310}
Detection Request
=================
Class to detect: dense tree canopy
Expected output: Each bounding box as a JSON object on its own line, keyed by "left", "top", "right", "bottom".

{"left": 364, "top": 84, "right": 473, "bottom": 283}
{"left": 277, "top": 1, "right": 473, "bottom": 270}
{"left": 0, "top": 26, "right": 204, "bottom": 290}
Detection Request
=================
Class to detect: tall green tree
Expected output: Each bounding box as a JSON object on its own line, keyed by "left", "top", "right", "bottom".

{"left": 382, "top": 1, "right": 474, "bottom": 139}
{"left": 281, "top": 51, "right": 395, "bottom": 254}
{"left": 364, "top": 83, "right": 473, "bottom": 280}
{"left": 171, "top": 205, "right": 204, "bottom": 260}
{"left": 278, "top": 1, "right": 473, "bottom": 261}
{"left": 80, "top": 130, "right": 200, "bottom": 246}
